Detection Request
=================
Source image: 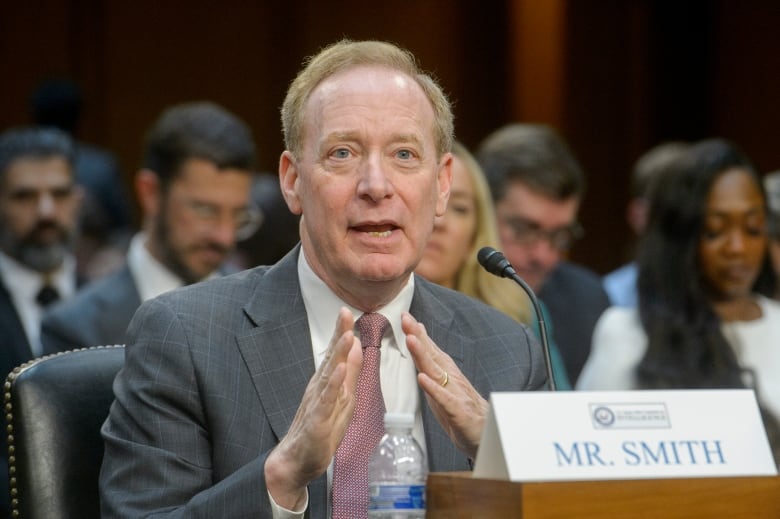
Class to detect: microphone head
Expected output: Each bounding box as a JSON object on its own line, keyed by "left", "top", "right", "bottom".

{"left": 477, "top": 246, "right": 515, "bottom": 278}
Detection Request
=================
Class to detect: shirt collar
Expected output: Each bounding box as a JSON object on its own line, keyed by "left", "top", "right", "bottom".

{"left": 297, "top": 248, "right": 414, "bottom": 357}
{"left": 127, "top": 232, "right": 219, "bottom": 302}
{"left": 0, "top": 249, "right": 76, "bottom": 301}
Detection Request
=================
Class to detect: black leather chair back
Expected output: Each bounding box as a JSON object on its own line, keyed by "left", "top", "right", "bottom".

{"left": 4, "top": 345, "right": 125, "bottom": 519}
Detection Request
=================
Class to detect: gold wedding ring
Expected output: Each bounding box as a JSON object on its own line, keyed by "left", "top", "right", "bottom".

{"left": 440, "top": 370, "right": 449, "bottom": 388}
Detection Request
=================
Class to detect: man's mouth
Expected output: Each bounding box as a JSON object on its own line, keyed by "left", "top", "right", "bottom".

{"left": 354, "top": 224, "right": 396, "bottom": 237}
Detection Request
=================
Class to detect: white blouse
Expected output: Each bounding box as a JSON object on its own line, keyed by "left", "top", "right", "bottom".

{"left": 577, "top": 295, "right": 780, "bottom": 419}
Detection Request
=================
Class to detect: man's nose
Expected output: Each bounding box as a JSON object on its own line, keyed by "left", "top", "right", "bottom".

{"left": 527, "top": 237, "right": 562, "bottom": 267}
{"left": 37, "top": 193, "right": 56, "bottom": 217}
{"left": 205, "top": 215, "right": 239, "bottom": 249}
{"left": 357, "top": 155, "right": 393, "bottom": 201}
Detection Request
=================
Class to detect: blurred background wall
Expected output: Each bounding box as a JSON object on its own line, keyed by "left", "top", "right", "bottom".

{"left": 2, "top": 0, "right": 778, "bottom": 274}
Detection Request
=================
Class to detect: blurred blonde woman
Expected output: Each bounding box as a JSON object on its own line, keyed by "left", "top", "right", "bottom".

{"left": 416, "top": 141, "right": 571, "bottom": 388}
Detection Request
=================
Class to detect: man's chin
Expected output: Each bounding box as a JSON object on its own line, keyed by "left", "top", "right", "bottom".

{"left": 18, "top": 243, "right": 67, "bottom": 272}
{"left": 356, "top": 261, "right": 411, "bottom": 285}
{"left": 517, "top": 271, "right": 547, "bottom": 294}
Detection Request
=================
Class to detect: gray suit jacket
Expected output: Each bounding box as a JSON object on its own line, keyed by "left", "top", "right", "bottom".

{"left": 99, "top": 247, "right": 547, "bottom": 518}
{"left": 40, "top": 265, "right": 141, "bottom": 352}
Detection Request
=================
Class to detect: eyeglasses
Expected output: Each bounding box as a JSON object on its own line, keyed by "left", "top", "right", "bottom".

{"left": 184, "top": 200, "right": 264, "bottom": 240}
{"left": 499, "top": 215, "right": 584, "bottom": 251}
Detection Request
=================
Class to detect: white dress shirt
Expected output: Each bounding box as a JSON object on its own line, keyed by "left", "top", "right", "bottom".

{"left": 0, "top": 250, "right": 76, "bottom": 356}
{"left": 126, "top": 232, "right": 219, "bottom": 302}
{"left": 270, "top": 249, "right": 425, "bottom": 518}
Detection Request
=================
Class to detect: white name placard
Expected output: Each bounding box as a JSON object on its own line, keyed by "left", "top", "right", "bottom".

{"left": 473, "top": 389, "right": 777, "bottom": 481}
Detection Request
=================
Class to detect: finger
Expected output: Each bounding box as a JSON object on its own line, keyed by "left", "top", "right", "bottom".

{"left": 416, "top": 370, "right": 452, "bottom": 400}
{"left": 342, "top": 325, "right": 363, "bottom": 397}
{"left": 321, "top": 309, "right": 362, "bottom": 407}
{"left": 319, "top": 308, "right": 355, "bottom": 374}
{"left": 402, "top": 312, "right": 437, "bottom": 359}
{"left": 331, "top": 307, "right": 357, "bottom": 356}
{"left": 403, "top": 313, "right": 451, "bottom": 381}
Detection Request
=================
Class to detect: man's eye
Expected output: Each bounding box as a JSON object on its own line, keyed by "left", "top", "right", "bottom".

{"left": 396, "top": 149, "right": 413, "bottom": 160}
{"left": 332, "top": 148, "right": 351, "bottom": 159}
{"left": 10, "top": 191, "right": 37, "bottom": 203}
{"left": 52, "top": 187, "right": 73, "bottom": 199}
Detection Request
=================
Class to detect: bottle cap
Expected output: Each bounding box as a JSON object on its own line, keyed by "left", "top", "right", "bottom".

{"left": 384, "top": 412, "right": 414, "bottom": 428}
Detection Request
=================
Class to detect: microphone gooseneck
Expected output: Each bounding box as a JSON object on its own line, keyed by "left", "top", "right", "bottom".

{"left": 477, "top": 247, "right": 557, "bottom": 391}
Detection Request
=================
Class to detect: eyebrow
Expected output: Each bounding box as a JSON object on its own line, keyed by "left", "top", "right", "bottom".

{"left": 705, "top": 206, "right": 766, "bottom": 216}
{"left": 321, "top": 131, "right": 425, "bottom": 148}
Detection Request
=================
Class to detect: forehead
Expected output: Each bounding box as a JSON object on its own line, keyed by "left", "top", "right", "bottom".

{"left": 498, "top": 181, "right": 579, "bottom": 222}
{"left": 304, "top": 65, "right": 435, "bottom": 144}
{"left": 169, "top": 158, "right": 251, "bottom": 199}
{"left": 706, "top": 168, "right": 764, "bottom": 211}
{"left": 2, "top": 156, "right": 73, "bottom": 191}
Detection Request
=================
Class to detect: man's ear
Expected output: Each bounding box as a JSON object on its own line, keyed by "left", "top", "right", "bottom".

{"left": 279, "top": 151, "right": 303, "bottom": 215}
{"left": 435, "top": 152, "right": 453, "bottom": 217}
{"left": 135, "top": 169, "right": 161, "bottom": 220}
{"left": 70, "top": 184, "right": 86, "bottom": 206}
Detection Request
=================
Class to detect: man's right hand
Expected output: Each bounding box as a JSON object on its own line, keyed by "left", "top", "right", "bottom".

{"left": 264, "top": 307, "right": 363, "bottom": 510}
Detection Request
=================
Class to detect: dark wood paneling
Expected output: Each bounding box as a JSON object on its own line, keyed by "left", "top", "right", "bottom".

{"left": 2, "top": 0, "right": 779, "bottom": 274}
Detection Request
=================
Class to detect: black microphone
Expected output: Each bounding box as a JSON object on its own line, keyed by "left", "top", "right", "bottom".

{"left": 477, "top": 246, "right": 557, "bottom": 391}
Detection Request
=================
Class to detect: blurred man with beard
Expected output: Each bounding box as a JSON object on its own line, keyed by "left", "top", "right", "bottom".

{"left": 0, "top": 126, "right": 82, "bottom": 517}
{"left": 41, "top": 101, "right": 258, "bottom": 352}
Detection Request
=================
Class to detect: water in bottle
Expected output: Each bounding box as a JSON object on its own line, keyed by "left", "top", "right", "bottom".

{"left": 368, "top": 412, "right": 427, "bottom": 518}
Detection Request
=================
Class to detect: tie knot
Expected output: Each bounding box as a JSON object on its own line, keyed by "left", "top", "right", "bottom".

{"left": 356, "top": 313, "right": 390, "bottom": 350}
{"left": 36, "top": 284, "right": 61, "bottom": 307}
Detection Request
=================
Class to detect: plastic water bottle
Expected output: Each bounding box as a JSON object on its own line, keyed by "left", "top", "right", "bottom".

{"left": 368, "top": 412, "right": 427, "bottom": 518}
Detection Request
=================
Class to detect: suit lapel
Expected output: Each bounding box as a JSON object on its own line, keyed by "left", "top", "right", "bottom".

{"left": 235, "top": 247, "right": 313, "bottom": 441}
{"left": 0, "top": 280, "right": 33, "bottom": 373}
{"left": 234, "top": 260, "right": 474, "bottom": 505}
{"left": 234, "top": 247, "right": 329, "bottom": 512}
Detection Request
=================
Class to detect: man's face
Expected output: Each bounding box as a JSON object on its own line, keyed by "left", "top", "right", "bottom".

{"left": 0, "top": 156, "right": 81, "bottom": 272}
{"left": 149, "top": 158, "right": 253, "bottom": 284}
{"left": 495, "top": 182, "right": 580, "bottom": 292}
{"left": 280, "top": 65, "right": 451, "bottom": 305}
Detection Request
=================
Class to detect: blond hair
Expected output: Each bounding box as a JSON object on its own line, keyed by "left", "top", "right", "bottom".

{"left": 451, "top": 142, "right": 532, "bottom": 325}
{"left": 281, "top": 39, "right": 454, "bottom": 157}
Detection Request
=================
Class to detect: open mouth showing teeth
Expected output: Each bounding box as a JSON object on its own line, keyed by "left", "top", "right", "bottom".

{"left": 355, "top": 224, "right": 395, "bottom": 237}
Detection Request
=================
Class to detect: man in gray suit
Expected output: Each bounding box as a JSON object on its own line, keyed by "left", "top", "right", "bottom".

{"left": 99, "top": 40, "right": 547, "bottom": 518}
{"left": 40, "top": 101, "right": 258, "bottom": 351}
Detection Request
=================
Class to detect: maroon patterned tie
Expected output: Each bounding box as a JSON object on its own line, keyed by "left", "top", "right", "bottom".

{"left": 332, "top": 312, "right": 390, "bottom": 518}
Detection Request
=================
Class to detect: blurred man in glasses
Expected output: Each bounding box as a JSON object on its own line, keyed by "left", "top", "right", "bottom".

{"left": 477, "top": 123, "right": 609, "bottom": 384}
{"left": 41, "top": 101, "right": 258, "bottom": 351}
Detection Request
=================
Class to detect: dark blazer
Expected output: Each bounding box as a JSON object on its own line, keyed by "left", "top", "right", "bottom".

{"left": 0, "top": 282, "right": 31, "bottom": 519}
{"left": 1, "top": 272, "right": 84, "bottom": 519}
{"left": 0, "top": 281, "right": 34, "bottom": 382}
{"left": 40, "top": 265, "right": 141, "bottom": 352}
{"left": 99, "top": 246, "right": 547, "bottom": 518}
{"left": 539, "top": 261, "right": 611, "bottom": 385}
